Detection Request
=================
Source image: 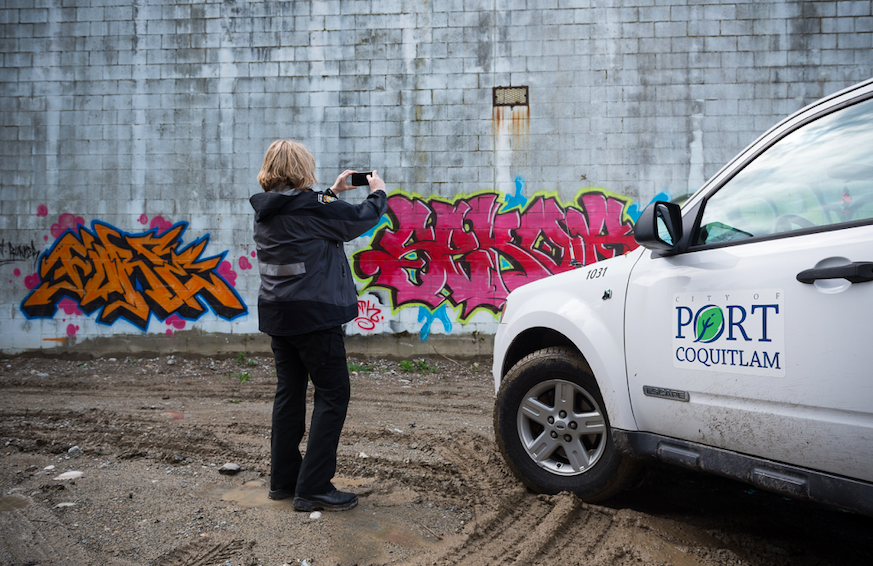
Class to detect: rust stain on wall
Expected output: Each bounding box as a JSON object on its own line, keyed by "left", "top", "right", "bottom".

{"left": 492, "top": 106, "right": 529, "bottom": 149}
{"left": 511, "top": 105, "right": 529, "bottom": 138}
{"left": 492, "top": 106, "right": 502, "bottom": 138}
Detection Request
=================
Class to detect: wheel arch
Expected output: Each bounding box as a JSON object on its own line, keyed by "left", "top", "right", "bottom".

{"left": 500, "top": 327, "right": 583, "bottom": 378}
{"left": 495, "top": 309, "right": 638, "bottom": 432}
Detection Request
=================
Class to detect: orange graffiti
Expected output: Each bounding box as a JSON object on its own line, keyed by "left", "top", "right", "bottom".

{"left": 21, "top": 221, "right": 247, "bottom": 330}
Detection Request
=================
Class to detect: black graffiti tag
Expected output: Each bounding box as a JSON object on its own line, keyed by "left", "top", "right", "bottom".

{"left": 0, "top": 239, "right": 41, "bottom": 267}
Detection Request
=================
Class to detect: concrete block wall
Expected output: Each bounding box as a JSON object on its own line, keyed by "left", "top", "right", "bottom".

{"left": 0, "top": 0, "right": 870, "bottom": 356}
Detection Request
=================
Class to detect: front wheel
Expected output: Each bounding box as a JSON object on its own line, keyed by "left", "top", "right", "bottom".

{"left": 493, "top": 347, "right": 639, "bottom": 501}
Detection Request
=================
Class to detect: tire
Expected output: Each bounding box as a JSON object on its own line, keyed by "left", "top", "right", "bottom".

{"left": 493, "top": 347, "right": 640, "bottom": 502}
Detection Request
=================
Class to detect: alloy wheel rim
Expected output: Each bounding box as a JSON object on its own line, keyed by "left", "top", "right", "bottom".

{"left": 516, "top": 378, "right": 607, "bottom": 476}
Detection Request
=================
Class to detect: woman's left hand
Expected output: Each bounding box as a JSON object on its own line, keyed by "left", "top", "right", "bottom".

{"left": 330, "top": 170, "right": 357, "bottom": 194}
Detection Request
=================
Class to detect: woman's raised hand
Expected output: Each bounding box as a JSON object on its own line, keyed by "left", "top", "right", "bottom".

{"left": 329, "top": 170, "right": 356, "bottom": 194}
{"left": 367, "top": 170, "right": 386, "bottom": 193}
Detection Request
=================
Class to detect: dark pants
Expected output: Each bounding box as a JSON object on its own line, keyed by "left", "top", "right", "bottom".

{"left": 269, "top": 326, "right": 350, "bottom": 496}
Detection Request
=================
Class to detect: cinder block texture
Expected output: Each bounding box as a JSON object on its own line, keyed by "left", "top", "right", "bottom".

{"left": 0, "top": 0, "right": 870, "bottom": 354}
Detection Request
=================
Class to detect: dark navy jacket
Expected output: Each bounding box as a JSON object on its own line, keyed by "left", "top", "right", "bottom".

{"left": 250, "top": 186, "right": 387, "bottom": 336}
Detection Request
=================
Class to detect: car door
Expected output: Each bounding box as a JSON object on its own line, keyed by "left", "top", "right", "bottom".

{"left": 624, "top": 90, "right": 873, "bottom": 482}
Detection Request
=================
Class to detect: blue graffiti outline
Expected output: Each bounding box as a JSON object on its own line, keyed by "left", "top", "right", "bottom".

{"left": 626, "top": 191, "right": 672, "bottom": 223}
{"left": 417, "top": 304, "right": 453, "bottom": 341}
{"left": 360, "top": 213, "right": 392, "bottom": 239}
{"left": 500, "top": 176, "right": 529, "bottom": 212}
{"left": 19, "top": 219, "right": 247, "bottom": 332}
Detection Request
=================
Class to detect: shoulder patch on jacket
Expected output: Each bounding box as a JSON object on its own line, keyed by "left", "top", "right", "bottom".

{"left": 317, "top": 193, "right": 337, "bottom": 204}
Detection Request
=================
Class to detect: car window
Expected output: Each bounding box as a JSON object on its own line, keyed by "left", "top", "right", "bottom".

{"left": 695, "top": 96, "right": 873, "bottom": 246}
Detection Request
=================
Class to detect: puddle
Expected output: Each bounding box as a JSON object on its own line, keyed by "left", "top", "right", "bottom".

{"left": 331, "top": 514, "right": 430, "bottom": 564}
{"left": 219, "top": 480, "right": 288, "bottom": 508}
{"left": 0, "top": 495, "right": 29, "bottom": 512}
{"left": 214, "top": 477, "right": 443, "bottom": 565}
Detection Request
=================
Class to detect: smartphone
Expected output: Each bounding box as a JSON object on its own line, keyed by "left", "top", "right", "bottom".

{"left": 350, "top": 172, "right": 372, "bottom": 186}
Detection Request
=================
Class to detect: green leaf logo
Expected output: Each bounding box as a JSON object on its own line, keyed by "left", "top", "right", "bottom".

{"left": 694, "top": 306, "right": 724, "bottom": 343}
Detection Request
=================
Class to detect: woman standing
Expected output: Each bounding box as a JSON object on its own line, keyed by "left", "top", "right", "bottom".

{"left": 250, "top": 140, "right": 387, "bottom": 511}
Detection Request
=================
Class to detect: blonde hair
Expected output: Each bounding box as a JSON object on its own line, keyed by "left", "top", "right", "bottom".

{"left": 257, "top": 140, "right": 318, "bottom": 191}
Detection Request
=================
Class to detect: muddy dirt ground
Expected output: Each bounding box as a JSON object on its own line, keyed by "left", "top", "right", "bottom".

{"left": 1, "top": 354, "right": 871, "bottom": 566}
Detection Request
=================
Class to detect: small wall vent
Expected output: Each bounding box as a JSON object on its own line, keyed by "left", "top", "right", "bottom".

{"left": 493, "top": 86, "right": 529, "bottom": 107}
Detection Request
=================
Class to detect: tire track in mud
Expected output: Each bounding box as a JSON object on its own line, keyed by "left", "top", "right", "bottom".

{"left": 405, "top": 432, "right": 641, "bottom": 566}
{"left": 412, "top": 433, "right": 786, "bottom": 566}
{"left": 150, "top": 538, "right": 251, "bottom": 566}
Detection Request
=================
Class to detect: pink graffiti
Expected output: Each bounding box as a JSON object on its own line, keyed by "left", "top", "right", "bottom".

{"left": 13, "top": 268, "right": 20, "bottom": 277}
{"left": 354, "top": 297, "right": 383, "bottom": 331}
{"left": 353, "top": 190, "right": 637, "bottom": 319}
{"left": 58, "top": 297, "right": 83, "bottom": 315}
{"left": 51, "top": 213, "right": 85, "bottom": 239}
{"left": 66, "top": 324, "right": 79, "bottom": 337}
{"left": 37, "top": 204, "right": 48, "bottom": 217}
{"left": 218, "top": 260, "right": 237, "bottom": 286}
{"left": 24, "top": 273, "right": 40, "bottom": 289}
{"left": 165, "top": 313, "right": 186, "bottom": 330}
{"left": 238, "top": 256, "right": 252, "bottom": 270}
{"left": 250, "top": 251, "right": 256, "bottom": 257}
{"left": 43, "top": 235, "right": 48, "bottom": 241}
{"left": 150, "top": 216, "right": 172, "bottom": 233}
{"left": 138, "top": 213, "right": 148, "bottom": 224}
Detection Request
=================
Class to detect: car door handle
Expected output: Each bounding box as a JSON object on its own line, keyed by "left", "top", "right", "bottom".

{"left": 796, "top": 262, "right": 873, "bottom": 284}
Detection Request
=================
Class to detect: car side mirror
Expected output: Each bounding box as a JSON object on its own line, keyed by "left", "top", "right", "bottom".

{"left": 635, "top": 201, "right": 683, "bottom": 255}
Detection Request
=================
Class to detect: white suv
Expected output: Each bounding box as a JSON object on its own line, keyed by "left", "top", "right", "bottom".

{"left": 492, "top": 78, "right": 873, "bottom": 516}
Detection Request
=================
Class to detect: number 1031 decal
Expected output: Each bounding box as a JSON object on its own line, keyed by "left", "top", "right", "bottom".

{"left": 586, "top": 266, "right": 607, "bottom": 280}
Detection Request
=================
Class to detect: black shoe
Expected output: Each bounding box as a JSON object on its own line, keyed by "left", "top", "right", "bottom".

{"left": 292, "top": 489, "right": 358, "bottom": 511}
{"left": 268, "top": 488, "right": 295, "bottom": 501}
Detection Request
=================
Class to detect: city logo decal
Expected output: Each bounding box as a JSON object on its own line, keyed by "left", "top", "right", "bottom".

{"left": 693, "top": 305, "right": 724, "bottom": 343}
{"left": 673, "top": 289, "right": 785, "bottom": 378}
